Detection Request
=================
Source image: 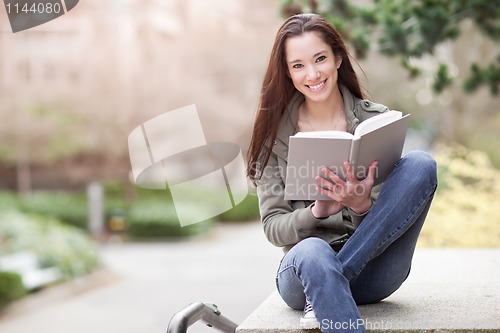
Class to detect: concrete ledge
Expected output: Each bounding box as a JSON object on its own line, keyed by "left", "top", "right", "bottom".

{"left": 237, "top": 249, "right": 500, "bottom": 333}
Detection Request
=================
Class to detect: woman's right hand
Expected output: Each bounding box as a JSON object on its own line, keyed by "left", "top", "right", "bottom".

{"left": 310, "top": 199, "right": 344, "bottom": 218}
{"left": 310, "top": 161, "right": 377, "bottom": 218}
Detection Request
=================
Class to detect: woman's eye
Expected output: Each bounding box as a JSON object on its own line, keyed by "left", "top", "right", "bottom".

{"left": 292, "top": 64, "right": 303, "bottom": 69}
{"left": 316, "top": 55, "right": 326, "bottom": 62}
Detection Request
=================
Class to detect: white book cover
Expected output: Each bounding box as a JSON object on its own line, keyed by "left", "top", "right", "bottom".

{"left": 284, "top": 111, "right": 410, "bottom": 200}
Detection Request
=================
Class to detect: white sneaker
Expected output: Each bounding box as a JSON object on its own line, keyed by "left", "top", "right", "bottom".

{"left": 300, "top": 298, "right": 320, "bottom": 329}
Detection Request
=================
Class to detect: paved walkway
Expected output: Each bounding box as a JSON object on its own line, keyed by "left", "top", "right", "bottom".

{"left": 0, "top": 221, "right": 283, "bottom": 333}
{"left": 0, "top": 221, "right": 499, "bottom": 333}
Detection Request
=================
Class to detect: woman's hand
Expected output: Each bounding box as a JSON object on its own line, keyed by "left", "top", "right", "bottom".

{"left": 310, "top": 161, "right": 377, "bottom": 219}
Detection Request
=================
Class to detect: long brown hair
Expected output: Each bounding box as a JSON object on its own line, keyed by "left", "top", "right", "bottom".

{"left": 246, "top": 14, "right": 364, "bottom": 184}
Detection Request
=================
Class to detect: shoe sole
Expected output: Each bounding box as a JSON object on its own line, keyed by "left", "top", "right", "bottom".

{"left": 300, "top": 319, "right": 320, "bottom": 330}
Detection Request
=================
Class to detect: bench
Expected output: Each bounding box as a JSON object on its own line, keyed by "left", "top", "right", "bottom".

{"left": 237, "top": 249, "right": 500, "bottom": 332}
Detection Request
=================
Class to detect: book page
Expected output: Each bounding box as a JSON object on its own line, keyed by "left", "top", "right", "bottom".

{"left": 354, "top": 110, "right": 403, "bottom": 137}
{"left": 353, "top": 114, "right": 410, "bottom": 185}
{"left": 293, "top": 131, "right": 354, "bottom": 139}
{"left": 285, "top": 136, "right": 352, "bottom": 200}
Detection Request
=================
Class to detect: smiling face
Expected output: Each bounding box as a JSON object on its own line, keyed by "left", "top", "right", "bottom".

{"left": 285, "top": 31, "right": 342, "bottom": 104}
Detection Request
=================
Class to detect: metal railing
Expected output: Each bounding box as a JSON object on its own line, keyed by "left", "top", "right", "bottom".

{"left": 167, "top": 302, "right": 238, "bottom": 333}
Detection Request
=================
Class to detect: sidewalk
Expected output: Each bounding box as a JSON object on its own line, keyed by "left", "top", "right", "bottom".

{"left": 0, "top": 221, "right": 283, "bottom": 333}
{"left": 0, "top": 221, "right": 499, "bottom": 333}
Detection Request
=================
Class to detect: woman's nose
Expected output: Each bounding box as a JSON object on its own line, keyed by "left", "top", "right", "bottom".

{"left": 306, "top": 67, "right": 320, "bottom": 81}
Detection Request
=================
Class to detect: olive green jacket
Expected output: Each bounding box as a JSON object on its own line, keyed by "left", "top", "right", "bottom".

{"left": 256, "top": 85, "right": 389, "bottom": 253}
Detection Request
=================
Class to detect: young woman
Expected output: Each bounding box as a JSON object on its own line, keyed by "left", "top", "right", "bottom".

{"left": 246, "top": 14, "right": 437, "bottom": 333}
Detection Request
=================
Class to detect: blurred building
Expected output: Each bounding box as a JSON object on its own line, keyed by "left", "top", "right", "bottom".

{"left": 0, "top": 0, "right": 282, "bottom": 191}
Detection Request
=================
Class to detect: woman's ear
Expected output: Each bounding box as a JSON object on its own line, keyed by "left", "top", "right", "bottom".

{"left": 336, "top": 56, "right": 342, "bottom": 69}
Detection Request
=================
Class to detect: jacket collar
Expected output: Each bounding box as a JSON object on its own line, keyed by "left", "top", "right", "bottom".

{"left": 273, "top": 85, "right": 360, "bottom": 161}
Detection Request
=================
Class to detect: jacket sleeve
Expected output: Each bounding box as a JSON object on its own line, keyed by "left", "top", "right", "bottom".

{"left": 256, "top": 153, "right": 325, "bottom": 247}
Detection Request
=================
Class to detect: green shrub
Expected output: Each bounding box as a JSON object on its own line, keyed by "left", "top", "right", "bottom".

{"left": 1, "top": 183, "right": 218, "bottom": 241}
{"left": 103, "top": 181, "right": 131, "bottom": 210}
{"left": 103, "top": 181, "right": 162, "bottom": 204}
{"left": 420, "top": 145, "right": 500, "bottom": 247}
{"left": 103, "top": 181, "right": 127, "bottom": 199}
{"left": 0, "top": 211, "right": 101, "bottom": 280}
{"left": 0, "top": 271, "right": 26, "bottom": 310}
{"left": 0, "top": 191, "right": 19, "bottom": 211}
{"left": 17, "top": 191, "right": 88, "bottom": 230}
{"left": 127, "top": 197, "right": 213, "bottom": 238}
{"left": 218, "top": 193, "right": 260, "bottom": 222}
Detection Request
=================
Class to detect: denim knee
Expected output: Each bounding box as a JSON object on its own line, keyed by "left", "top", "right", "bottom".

{"left": 290, "top": 238, "right": 335, "bottom": 263}
{"left": 291, "top": 238, "right": 343, "bottom": 282}
{"left": 282, "top": 237, "right": 342, "bottom": 280}
{"left": 400, "top": 150, "right": 437, "bottom": 188}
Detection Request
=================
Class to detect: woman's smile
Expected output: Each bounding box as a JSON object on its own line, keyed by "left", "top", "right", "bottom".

{"left": 307, "top": 79, "right": 327, "bottom": 92}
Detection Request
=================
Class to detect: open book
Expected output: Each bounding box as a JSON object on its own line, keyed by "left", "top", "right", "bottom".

{"left": 284, "top": 110, "right": 410, "bottom": 200}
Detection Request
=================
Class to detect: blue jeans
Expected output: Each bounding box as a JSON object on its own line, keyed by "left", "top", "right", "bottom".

{"left": 276, "top": 151, "right": 438, "bottom": 333}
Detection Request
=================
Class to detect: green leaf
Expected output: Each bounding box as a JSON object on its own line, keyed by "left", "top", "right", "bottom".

{"left": 432, "top": 63, "right": 454, "bottom": 94}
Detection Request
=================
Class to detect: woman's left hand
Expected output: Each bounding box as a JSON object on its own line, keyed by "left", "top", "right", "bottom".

{"left": 315, "top": 161, "right": 377, "bottom": 215}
